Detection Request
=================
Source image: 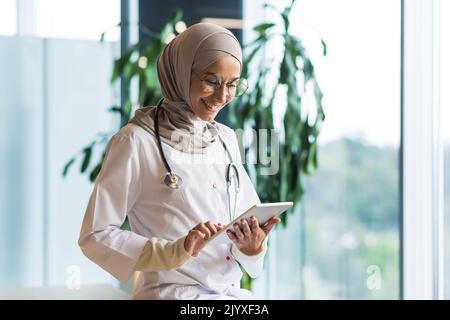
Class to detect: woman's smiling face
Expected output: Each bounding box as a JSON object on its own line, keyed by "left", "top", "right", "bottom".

{"left": 189, "top": 55, "right": 241, "bottom": 122}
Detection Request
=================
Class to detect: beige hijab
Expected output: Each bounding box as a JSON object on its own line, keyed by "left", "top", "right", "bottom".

{"left": 129, "top": 22, "right": 242, "bottom": 153}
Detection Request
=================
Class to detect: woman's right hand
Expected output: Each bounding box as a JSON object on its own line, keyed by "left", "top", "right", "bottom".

{"left": 184, "top": 221, "right": 222, "bottom": 257}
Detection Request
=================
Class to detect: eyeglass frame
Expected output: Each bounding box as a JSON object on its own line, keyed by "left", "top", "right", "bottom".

{"left": 192, "top": 72, "right": 248, "bottom": 97}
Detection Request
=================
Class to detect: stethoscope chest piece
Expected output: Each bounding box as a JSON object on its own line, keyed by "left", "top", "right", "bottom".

{"left": 164, "top": 172, "right": 183, "bottom": 189}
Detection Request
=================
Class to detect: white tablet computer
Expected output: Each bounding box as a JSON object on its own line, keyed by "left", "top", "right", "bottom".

{"left": 208, "top": 202, "right": 293, "bottom": 245}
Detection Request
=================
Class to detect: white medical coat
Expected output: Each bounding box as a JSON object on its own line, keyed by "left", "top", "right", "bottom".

{"left": 78, "top": 122, "right": 266, "bottom": 299}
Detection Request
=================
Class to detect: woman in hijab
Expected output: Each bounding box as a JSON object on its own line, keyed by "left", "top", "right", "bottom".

{"left": 78, "top": 22, "right": 280, "bottom": 300}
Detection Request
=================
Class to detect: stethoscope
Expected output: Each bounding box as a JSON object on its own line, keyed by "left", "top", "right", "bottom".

{"left": 154, "top": 98, "right": 240, "bottom": 221}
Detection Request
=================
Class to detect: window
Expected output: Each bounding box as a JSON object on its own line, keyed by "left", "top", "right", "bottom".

{"left": 0, "top": 0, "right": 120, "bottom": 40}
{"left": 249, "top": 0, "right": 401, "bottom": 299}
{"left": 0, "top": 0, "right": 17, "bottom": 35}
{"left": 0, "top": 0, "right": 120, "bottom": 289}
{"left": 34, "top": 0, "right": 120, "bottom": 40}
{"left": 442, "top": 0, "right": 450, "bottom": 300}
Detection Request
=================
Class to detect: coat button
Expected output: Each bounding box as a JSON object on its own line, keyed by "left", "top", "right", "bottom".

{"left": 226, "top": 256, "right": 230, "bottom": 261}
{"left": 212, "top": 183, "right": 217, "bottom": 189}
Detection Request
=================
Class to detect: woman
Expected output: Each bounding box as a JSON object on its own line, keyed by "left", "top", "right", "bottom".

{"left": 78, "top": 22, "right": 280, "bottom": 300}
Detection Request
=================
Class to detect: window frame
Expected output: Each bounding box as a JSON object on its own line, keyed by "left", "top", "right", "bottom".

{"left": 402, "top": 0, "right": 444, "bottom": 300}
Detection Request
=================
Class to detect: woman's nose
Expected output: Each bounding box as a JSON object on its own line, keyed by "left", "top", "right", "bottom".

{"left": 213, "top": 84, "right": 228, "bottom": 104}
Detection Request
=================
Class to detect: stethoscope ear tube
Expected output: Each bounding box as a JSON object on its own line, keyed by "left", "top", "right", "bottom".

{"left": 226, "top": 163, "right": 240, "bottom": 190}
{"left": 226, "top": 163, "right": 240, "bottom": 222}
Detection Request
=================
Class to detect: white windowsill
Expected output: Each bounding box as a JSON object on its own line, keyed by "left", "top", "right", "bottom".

{"left": 0, "top": 284, "right": 131, "bottom": 300}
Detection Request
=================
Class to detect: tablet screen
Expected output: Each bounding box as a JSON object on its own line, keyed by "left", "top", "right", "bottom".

{"left": 208, "top": 202, "right": 293, "bottom": 245}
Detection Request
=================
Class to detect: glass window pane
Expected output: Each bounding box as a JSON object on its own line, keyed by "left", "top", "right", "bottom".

{"left": 0, "top": 0, "right": 121, "bottom": 289}
{"left": 271, "top": 0, "right": 401, "bottom": 299}
{"left": 0, "top": 0, "right": 17, "bottom": 35}
{"left": 35, "top": 0, "right": 120, "bottom": 40}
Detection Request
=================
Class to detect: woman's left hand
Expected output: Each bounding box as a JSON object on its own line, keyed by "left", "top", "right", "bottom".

{"left": 227, "top": 215, "right": 281, "bottom": 256}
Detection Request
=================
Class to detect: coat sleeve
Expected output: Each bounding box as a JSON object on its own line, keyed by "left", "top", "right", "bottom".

{"left": 231, "top": 238, "right": 268, "bottom": 278}
{"left": 226, "top": 127, "right": 268, "bottom": 279}
{"left": 134, "top": 236, "right": 192, "bottom": 272}
{"left": 77, "top": 133, "right": 149, "bottom": 283}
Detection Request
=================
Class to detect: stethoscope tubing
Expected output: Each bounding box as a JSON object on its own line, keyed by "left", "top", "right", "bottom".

{"left": 154, "top": 98, "right": 240, "bottom": 220}
{"left": 154, "top": 98, "right": 172, "bottom": 175}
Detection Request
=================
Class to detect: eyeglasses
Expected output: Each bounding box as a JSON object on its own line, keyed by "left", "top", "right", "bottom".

{"left": 194, "top": 73, "right": 248, "bottom": 97}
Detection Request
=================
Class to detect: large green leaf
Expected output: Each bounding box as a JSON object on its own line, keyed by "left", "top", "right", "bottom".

{"left": 89, "top": 163, "right": 102, "bottom": 183}
{"left": 111, "top": 43, "right": 139, "bottom": 83}
{"left": 253, "top": 23, "right": 276, "bottom": 35}
{"left": 80, "top": 147, "right": 92, "bottom": 173}
{"left": 62, "top": 158, "right": 75, "bottom": 177}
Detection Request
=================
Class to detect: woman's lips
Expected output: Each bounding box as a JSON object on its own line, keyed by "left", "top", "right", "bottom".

{"left": 201, "top": 98, "right": 221, "bottom": 112}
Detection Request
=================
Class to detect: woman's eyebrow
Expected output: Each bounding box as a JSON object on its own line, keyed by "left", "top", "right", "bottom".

{"left": 204, "top": 72, "right": 240, "bottom": 81}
